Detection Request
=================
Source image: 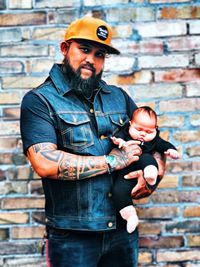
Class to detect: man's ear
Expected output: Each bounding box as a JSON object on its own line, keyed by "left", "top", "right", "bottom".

{"left": 60, "top": 41, "right": 70, "bottom": 56}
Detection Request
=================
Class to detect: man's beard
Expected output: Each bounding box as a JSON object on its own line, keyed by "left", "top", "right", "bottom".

{"left": 63, "top": 58, "right": 102, "bottom": 100}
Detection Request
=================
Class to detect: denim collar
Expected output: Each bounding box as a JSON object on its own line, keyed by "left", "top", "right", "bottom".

{"left": 49, "top": 63, "right": 111, "bottom": 96}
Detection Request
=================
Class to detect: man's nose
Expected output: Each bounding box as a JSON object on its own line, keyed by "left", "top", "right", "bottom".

{"left": 85, "top": 53, "right": 95, "bottom": 64}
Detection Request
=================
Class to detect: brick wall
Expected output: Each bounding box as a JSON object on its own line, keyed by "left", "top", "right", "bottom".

{"left": 0, "top": 0, "right": 199, "bottom": 266}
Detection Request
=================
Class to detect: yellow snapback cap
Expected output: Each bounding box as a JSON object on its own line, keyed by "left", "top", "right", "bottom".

{"left": 64, "top": 16, "right": 120, "bottom": 55}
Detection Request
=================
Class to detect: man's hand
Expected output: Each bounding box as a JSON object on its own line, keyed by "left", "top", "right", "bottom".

{"left": 152, "top": 151, "right": 166, "bottom": 177}
{"left": 124, "top": 152, "right": 166, "bottom": 199}
{"left": 107, "top": 141, "right": 142, "bottom": 171}
{"left": 124, "top": 169, "right": 161, "bottom": 199}
{"left": 124, "top": 170, "right": 149, "bottom": 199}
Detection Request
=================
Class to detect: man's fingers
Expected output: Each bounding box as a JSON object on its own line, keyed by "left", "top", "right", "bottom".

{"left": 123, "top": 146, "right": 141, "bottom": 158}
{"left": 124, "top": 169, "right": 142, "bottom": 179}
{"left": 124, "top": 143, "right": 141, "bottom": 152}
{"left": 131, "top": 183, "right": 141, "bottom": 194}
{"left": 131, "top": 155, "right": 140, "bottom": 162}
{"left": 124, "top": 169, "right": 146, "bottom": 195}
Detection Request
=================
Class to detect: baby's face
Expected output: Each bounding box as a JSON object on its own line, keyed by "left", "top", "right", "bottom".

{"left": 129, "top": 112, "right": 157, "bottom": 142}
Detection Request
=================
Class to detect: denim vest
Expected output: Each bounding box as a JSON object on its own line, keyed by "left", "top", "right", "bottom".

{"left": 35, "top": 64, "right": 136, "bottom": 231}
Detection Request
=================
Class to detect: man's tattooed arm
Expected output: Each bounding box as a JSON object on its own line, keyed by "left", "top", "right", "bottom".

{"left": 27, "top": 141, "right": 142, "bottom": 180}
{"left": 27, "top": 142, "right": 108, "bottom": 180}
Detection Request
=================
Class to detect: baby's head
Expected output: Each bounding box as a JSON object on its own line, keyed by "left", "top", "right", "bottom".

{"left": 129, "top": 106, "right": 157, "bottom": 142}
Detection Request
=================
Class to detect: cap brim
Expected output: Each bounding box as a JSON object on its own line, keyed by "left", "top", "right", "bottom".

{"left": 68, "top": 38, "right": 120, "bottom": 55}
{"left": 103, "top": 44, "right": 120, "bottom": 55}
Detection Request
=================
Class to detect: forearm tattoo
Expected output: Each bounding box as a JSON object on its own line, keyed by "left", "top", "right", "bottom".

{"left": 32, "top": 143, "right": 107, "bottom": 180}
{"left": 58, "top": 156, "right": 107, "bottom": 180}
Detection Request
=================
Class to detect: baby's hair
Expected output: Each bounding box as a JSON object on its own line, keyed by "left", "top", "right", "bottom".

{"left": 131, "top": 106, "right": 157, "bottom": 124}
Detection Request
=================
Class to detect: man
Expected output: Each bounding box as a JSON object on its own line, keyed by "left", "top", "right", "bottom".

{"left": 20, "top": 16, "right": 165, "bottom": 267}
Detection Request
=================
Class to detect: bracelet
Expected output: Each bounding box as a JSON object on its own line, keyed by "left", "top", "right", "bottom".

{"left": 104, "top": 155, "right": 117, "bottom": 174}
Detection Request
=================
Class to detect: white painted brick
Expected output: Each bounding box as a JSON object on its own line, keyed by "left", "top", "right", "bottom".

{"left": 135, "top": 21, "right": 186, "bottom": 38}
{"left": 0, "top": 121, "right": 20, "bottom": 135}
{"left": 139, "top": 54, "right": 189, "bottom": 68}
{"left": 195, "top": 53, "right": 200, "bottom": 66}
{"left": 35, "top": 0, "right": 80, "bottom": 8}
{"left": 0, "top": 28, "right": 22, "bottom": 42}
{"left": 8, "top": 0, "right": 32, "bottom": 9}
{"left": 104, "top": 56, "right": 135, "bottom": 73}
{"left": 186, "top": 82, "right": 200, "bottom": 97}
{"left": 189, "top": 20, "right": 200, "bottom": 34}
{"left": 2, "top": 76, "right": 46, "bottom": 89}
{"left": 84, "top": 0, "right": 128, "bottom": 5}
{"left": 130, "top": 83, "right": 182, "bottom": 100}
{"left": 0, "top": 45, "right": 49, "bottom": 57}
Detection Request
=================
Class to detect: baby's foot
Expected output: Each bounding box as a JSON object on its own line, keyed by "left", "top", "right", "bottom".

{"left": 120, "top": 205, "right": 139, "bottom": 233}
{"left": 144, "top": 165, "right": 158, "bottom": 185}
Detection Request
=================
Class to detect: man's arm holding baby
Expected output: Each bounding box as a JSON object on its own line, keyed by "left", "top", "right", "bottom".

{"left": 111, "top": 136, "right": 166, "bottom": 199}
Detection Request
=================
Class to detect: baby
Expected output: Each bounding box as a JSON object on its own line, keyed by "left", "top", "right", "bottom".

{"left": 112, "top": 106, "right": 180, "bottom": 233}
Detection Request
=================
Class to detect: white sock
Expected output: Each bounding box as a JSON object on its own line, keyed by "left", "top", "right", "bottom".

{"left": 119, "top": 205, "right": 139, "bottom": 233}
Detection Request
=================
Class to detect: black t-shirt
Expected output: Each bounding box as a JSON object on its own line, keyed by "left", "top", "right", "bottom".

{"left": 20, "top": 91, "right": 57, "bottom": 155}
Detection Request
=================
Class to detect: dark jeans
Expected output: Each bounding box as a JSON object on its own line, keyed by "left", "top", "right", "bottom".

{"left": 48, "top": 226, "right": 139, "bottom": 267}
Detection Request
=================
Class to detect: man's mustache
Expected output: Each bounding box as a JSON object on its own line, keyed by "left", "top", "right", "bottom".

{"left": 80, "top": 63, "right": 96, "bottom": 73}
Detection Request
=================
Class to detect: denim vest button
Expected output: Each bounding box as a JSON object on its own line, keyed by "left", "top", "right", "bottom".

{"left": 90, "top": 108, "right": 94, "bottom": 113}
{"left": 108, "top": 192, "right": 112, "bottom": 198}
{"left": 100, "top": 135, "right": 107, "bottom": 140}
{"left": 108, "top": 222, "right": 113, "bottom": 228}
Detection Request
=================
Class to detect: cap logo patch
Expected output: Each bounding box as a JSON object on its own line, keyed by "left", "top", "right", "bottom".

{"left": 96, "top": 25, "right": 108, "bottom": 41}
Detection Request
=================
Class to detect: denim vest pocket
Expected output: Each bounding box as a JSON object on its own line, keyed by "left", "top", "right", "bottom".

{"left": 109, "top": 113, "right": 129, "bottom": 135}
{"left": 57, "top": 113, "right": 94, "bottom": 152}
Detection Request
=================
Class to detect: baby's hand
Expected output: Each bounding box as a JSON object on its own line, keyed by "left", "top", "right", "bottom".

{"left": 164, "top": 149, "right": 180, "bottom": 159}
{"left": 111, "top": 136, "right": 126, "bottom": 148}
